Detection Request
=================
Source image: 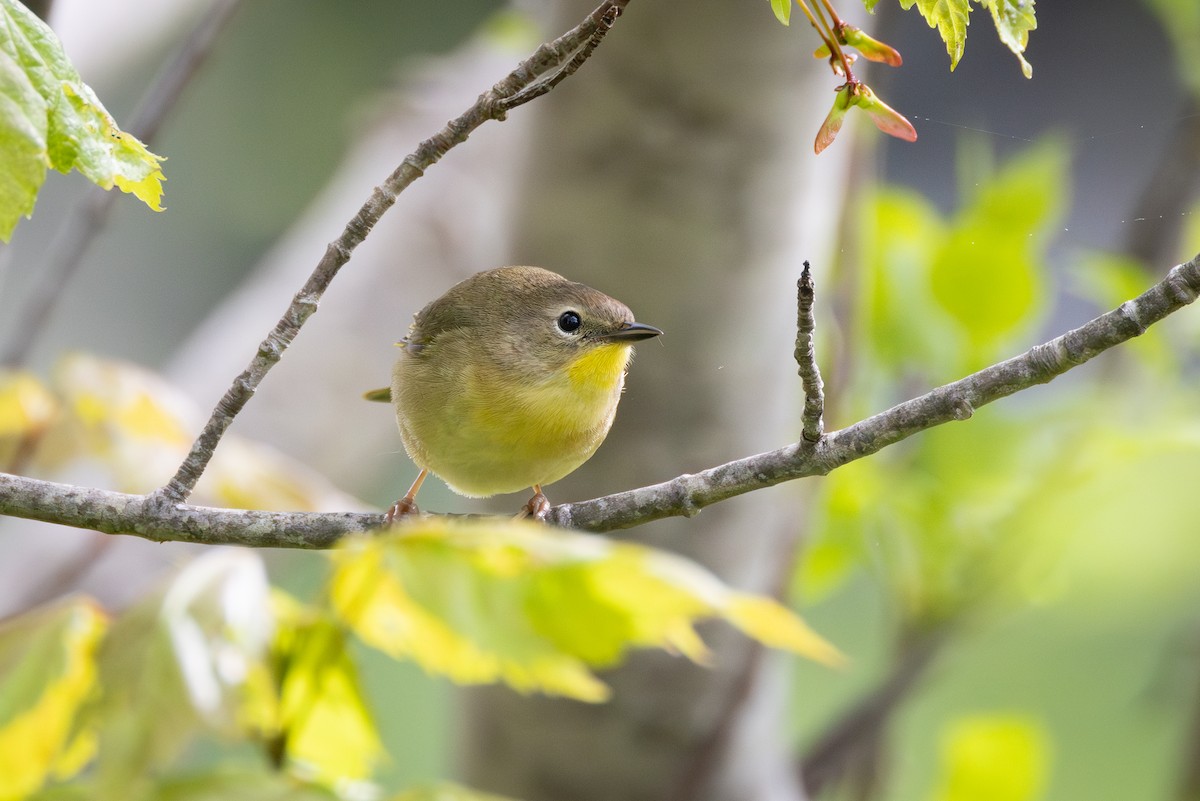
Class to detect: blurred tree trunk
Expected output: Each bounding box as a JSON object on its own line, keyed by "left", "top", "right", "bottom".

{"left": 457, "top": 2, "right": 852, "bottom": 799}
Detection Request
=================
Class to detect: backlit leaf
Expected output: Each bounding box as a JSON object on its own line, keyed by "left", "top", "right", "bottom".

{"left": 986, "top": 0, "right": 1035, "bottom": 78}
{"left": 271, "top": 594, "right": 385, "bottom": 785}
{"left": 900, "top": 0, "right": 971, "bottom": 70}
{"left": 769, "top": 0, "right": 792, "bottom": 25}
{"left": 0, "top": 598, "right": 107, "bottom": 800}
{"left": 330, "top": 519, "right": 840, "bottom": 703}
{"left": 0, "top": 0, "right": 165, "bottom": 242}
{"left": 34, "top": 354, "right": 359, "bottom": 510}
{"left": 930, "top": 140, "right": 1067, "bottom": 362}
{"left": 931, "top": 714, "right": 1050, "bottom": 801}
{"left": 0, "top": 368, "right": 57, "bottom": 468}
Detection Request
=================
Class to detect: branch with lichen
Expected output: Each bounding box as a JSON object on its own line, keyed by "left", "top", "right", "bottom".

{"left": 3, "top": 254, "right": 1197, "bottom": 546}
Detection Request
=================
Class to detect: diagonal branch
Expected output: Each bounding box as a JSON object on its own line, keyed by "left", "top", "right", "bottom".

{"left": 2, "top": 254, "right": 1197, "bottom": 547}
{"left": 151, "top": 0, "right": 632, "bottom": 505}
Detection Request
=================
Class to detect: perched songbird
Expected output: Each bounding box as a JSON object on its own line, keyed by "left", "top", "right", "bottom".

{"left": 369, "top": 266, "right": 662, "bottom": 519}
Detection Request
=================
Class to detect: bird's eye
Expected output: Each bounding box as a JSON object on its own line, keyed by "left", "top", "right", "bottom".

{"left": 557, "top": 311, "right": 582, "bottom": 333}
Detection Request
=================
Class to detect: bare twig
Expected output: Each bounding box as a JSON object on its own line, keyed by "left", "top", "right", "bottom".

{"left": 2, "top": 255, "right": 1197, "bottom": 547}
{"left": 796, "top": 261, "right": 825, "bottom": 442}
{"left": 0, "top": 0, "right": 247, "bottom": 368}
{"left": 152, "top": 0, "right": 632, "bottom": 505}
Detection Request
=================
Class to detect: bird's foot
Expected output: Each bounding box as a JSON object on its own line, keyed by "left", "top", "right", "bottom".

{"left": 384, "top": 496, "right": 420, "bottom": 526}
{"left": 515, "top": 487, "right": 550, "bottom": 523}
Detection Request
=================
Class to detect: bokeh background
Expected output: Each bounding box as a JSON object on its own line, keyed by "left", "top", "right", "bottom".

{"left": 3, "top": 0, "right": 1200, "bottom": 799}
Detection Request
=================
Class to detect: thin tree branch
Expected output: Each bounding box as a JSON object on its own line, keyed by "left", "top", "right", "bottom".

{"left": 549, "top": 253, "right": 1200, "bottom": 531}
{"left": 796, "top": 261, "right": 825, "bottom": 442}
{"left": 0, "top": 473, "right": 377, "bottom": 548}
{"left": 1, "top": 254, "right": 1197, "bottom": 547}
{"left": 151, "top": 0, "right": 632, "bottom": 506}
{"left": 0, "top": 0, "right": 248, "bottom": 368}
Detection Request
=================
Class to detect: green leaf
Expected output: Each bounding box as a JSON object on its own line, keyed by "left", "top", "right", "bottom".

{"left": 0, "top": 0, "right": 165, "bottom": 241}
{"left": 0, "top": 598, "right": 108, "bottom": 799}
{"left": 929, "top": 140, "right": 1067, "bottom": 361}
{"left": 930, "top": 714, "right": 1050, "bottom": 801}
{"left": 90, "top": 550, "right": 274, "bottom": 796}
{"left": 1141, "top": 0, "right": 1200, "bottom": 98}
{"left": 769, "top": 0, "right": 792, "bottom": 25}
{"left": 271, "top": 594, "right": 385, "bottom": 785}
{"left": 899, "top": 0, "right": 971, "bottom": 70}
{"left": 986, "top": 0, "right": 1036, "bottom": 78}
{"left": 330, "top": 519, "right": 841, "bottom": 703}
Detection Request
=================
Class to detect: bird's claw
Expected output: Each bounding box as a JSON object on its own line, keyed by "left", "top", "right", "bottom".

{"left": 385, "top": 496, "right": 420, "bottom": 527}
{"left": 516, "top": 490, "right": 550, "bottom": 523}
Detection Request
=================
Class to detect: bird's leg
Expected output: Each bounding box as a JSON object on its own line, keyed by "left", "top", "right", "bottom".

{"left": 386, "top": 469, "right": 427, "bottom": 525}
{"left": 517, "top": 484, "right": 551, "bottom": 522}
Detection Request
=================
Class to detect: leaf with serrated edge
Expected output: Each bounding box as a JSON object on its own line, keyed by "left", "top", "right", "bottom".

{"left": 900, "top": 0, "right": 971, "bottom": 70}
{"left": 330, "top": 520, "right": 841, "bottom": 702}
{"left": 0, "top": 0, "right": 165, "bottom": 242}
{"left": 987, "top": 0, "right": 1036, "bottom": 78}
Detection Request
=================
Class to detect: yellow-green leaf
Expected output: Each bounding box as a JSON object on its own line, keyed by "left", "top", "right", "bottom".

{"left": 986, "top": 0, "right": 1036, "bottom": 78}
{"left": 330, "top": 519, "right": 840, "bottom": 703}
{"left": 271, "top": 595, "right": 385, "bottom": 785}
{"left": 931, "top": 714, "right": 1051, "bottom": 801}
{"left": 769, "top": 0, "right": 792, "bottom": 25}
{"left": 900, "top": 0, "right": 971, "bottom": 70}
{"left": 0, "top": 0, "right": 165, "bottom": 242}
{"left": 930, "top": 140, "right": 1067, "bottom": 362}
{"left": 0, "top": 598, "right": 108, "bottom": 800}
{"left": 0, "top": 368, "right": 57, "bottom": 467}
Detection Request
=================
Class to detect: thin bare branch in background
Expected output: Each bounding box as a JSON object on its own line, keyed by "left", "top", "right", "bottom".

{"left": 152, "top": 0, "right": 631, "bottom": 505}
{"left": 0, "top": 0, "right": 248, "bottom": 368}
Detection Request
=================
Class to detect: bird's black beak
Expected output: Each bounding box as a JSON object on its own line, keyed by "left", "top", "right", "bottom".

{"left": 598, "top": 321, "right": 664, "bottom": 342}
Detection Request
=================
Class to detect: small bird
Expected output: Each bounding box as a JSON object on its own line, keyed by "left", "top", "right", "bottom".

{"left": 369, "top": 266, "right": 662, "bottom": 520}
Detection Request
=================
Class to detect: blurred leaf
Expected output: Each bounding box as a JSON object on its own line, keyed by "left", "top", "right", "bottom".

{"left": 31, "top": 353, "right": 360, "bottom": 511}
{"left": 930, "top": 140, "right": 1068, "bottom": 365}
{"left": 769, "top": 0, "right": 791, "bottom": 25}
{"left": 987, "top": 0, "right": 1036, "bottom": 78}
{"left": 387, "top": 783, "right": 523, "bottom": 801}
{"left": 1141, "top": 0, "right": 1200, "bottom": 97}
{"left": 0, "top": 368, "right": 57, "bottom": 467}
{"left": 37, "top": 770, "right": 343, "bottom": 801}
{"left": 271, "top": 594, "right": 385, "bottom": 785}
{"left": 930, "top": 714, "right": 1050, "bottom": 801}
{"left": 90, "top": 550, "right": 274, "bottom": 797}
{"left": 330, "top": 519, "right": 841, "bottom": 703}
{"left": 860, "top": 187, "right": 956, "bottom": 378}
{"left": 899, "top": 0, "right": 971, "bottom": 70}
{"left": 0, "top": 598, "right": 107, "bottom": 801}
{"left": 0, "top": 0, "right": 165, "bottom": 241}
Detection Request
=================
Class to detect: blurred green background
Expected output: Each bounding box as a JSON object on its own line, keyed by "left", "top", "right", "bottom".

{"left": 5, "top": 1, "right": 1200, "bottom": 799}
